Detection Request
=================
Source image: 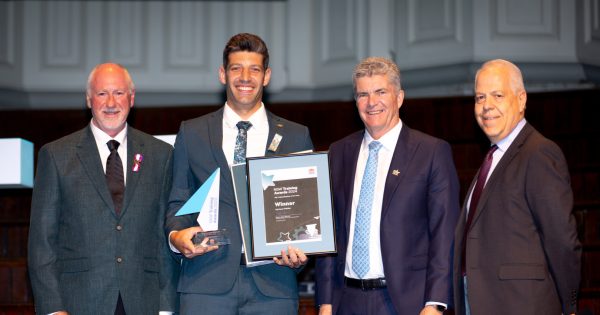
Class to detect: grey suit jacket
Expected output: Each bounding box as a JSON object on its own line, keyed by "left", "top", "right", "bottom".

{"left": 165, "top": 107, "right": 313, "bottom": 301}
{"left": 453, "top": 123, "right": 581, "bottom": 315}
{"left": 28, "top": 126, "right": 179, "bottom": 315}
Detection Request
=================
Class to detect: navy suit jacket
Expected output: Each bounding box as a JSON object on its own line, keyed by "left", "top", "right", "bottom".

{"left": 316, "top": 125, "right": 460, "bottom": 314}
{"left": 165, "top": 107, "right": 313, "bottom": 300}
{"left": 28, "top": 126, "right": 179, "bottom": 315}
{"left": 453, "top": 123, "right": 581, "bottom": 315}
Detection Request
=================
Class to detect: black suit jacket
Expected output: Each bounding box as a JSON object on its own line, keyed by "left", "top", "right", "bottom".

{"left": 165, "top": 107, "right": 313, "bottom": 303}
{"left": 28, "top": 126, "right": 179, "bottom": 314}
{"left": 453, "top": 122, "right": 581, "bottom": 315}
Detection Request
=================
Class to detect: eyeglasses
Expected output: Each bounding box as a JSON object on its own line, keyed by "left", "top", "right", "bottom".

{"left": 474, "top": 92, "right": 505, "bottom": 104}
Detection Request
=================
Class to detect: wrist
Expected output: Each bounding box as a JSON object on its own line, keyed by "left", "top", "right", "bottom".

{"left": 434, "top": 305, "right": 446, "bottom": 313}
{"left": 426, "top": 304, "right": 446, "bottom": 313}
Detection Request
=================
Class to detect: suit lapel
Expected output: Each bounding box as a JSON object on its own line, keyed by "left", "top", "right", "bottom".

{"left": 343, "top": 132, "right": 363, "bottom": 234}
{"left": 470, "top": 123, "right": 534, "bottom": 226}
{"left": 76, "top": 126, "right": 115, "bottom": 215}
{"left": 121, "top": 127, "right": 143, "bottom": 216}
{"left": 381, "top": 126, "right": 417, "bottom": 219}
{"left": 208, "top": 108, "right": 234, "bottom": 188}
{"left": 458, "top": 176, "right": 478, "bottom": 234}
{"left": 265, "top": 111, "right": 285, "bottom": 155}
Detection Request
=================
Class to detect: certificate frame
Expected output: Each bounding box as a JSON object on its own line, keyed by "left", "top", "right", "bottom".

{"left": 231, "top": 163, "right": 274, "bottom": 267}
{"left": 246, "top": 152, "right": 336, "bottom": 259}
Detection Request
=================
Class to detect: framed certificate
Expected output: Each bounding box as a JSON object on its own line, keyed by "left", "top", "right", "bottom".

{"left": 231, "top": 163, "right": 274, "bottom": 267}
{"left": 246, "top": 152, "right": 336, "bottom": 259}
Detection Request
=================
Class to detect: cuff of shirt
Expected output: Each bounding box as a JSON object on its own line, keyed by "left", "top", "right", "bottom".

{"left": 159, "top": 312, "right": 174, "bottom": 315}
{"left": 425, "top": 301, "right": 447, "bottom": 309}
{"left": 168, "top": 231, "right": 181, "bottom": 254}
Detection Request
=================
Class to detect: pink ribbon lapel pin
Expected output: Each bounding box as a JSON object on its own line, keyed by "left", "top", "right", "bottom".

{"left": 132, "top": 153, "right": 143, "bottom": 172}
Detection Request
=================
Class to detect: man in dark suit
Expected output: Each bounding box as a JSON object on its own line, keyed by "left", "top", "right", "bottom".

{"left": 28, "top": 63, "right": 178, "bottom": 314}
{"left": 315, "top": 57, "right": 460, "bottom": 315}
{"left": 165, "top": 33, "right": 313, "bottom": 315}
{"left": 453, "top": 59, "right": 581, "bottom": 315}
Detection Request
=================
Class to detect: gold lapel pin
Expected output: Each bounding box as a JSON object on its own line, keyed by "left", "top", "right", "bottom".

{"left": 276, "top": 123, "right": 284, "bottom": 128}
{"left": 392, "top": 169, "right": 400, "bottom": 176}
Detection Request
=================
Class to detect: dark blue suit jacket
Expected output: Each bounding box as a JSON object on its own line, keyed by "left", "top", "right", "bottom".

{"left": 316, "top": 125, "right": 460, "bottom": 314}
{"left": 165, "top": 107, "right": 313, "bottom": 301}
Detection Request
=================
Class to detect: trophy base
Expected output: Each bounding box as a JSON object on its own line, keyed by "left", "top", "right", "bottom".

{"left": 193, "top": 229, "right": 231, "bottom": 246}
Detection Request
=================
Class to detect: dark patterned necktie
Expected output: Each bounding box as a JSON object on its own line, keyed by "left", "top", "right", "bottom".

{"left": 233, "top": 121, "right": 252, "bottom": 164}
{"left": 106, "top": 140, "right": 125, "bottom": 216}
{"left": 461, "top": 144, "right": 498, "bottom": 275}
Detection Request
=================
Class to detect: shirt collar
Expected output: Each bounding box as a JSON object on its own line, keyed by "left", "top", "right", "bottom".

{"left": 363, "top": 120, "right": 403, "bottom": 151}
{"left": 90, "top": 119, "right": 128, "bottom": 148}
{"left": 223, "top": 102, "right": 268, "bottom": 131}
{"left": 494, "top": 118, "right": 526, "bottom": 153}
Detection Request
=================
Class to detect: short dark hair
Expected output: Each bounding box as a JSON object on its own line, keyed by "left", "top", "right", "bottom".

{"left": 222, "top": 33, "right": 269, "bottom": 69}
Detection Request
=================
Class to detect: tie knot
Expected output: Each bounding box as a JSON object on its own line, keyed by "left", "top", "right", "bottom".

{"left": 368, "top": 141, "right": 382, "bottom": 152}
{"left": 487, "top": 144, "right": 498, "bottom": 158}
{"left": 236, "top": 121, "right": 252, "bottom": 131}
{"left": 107, "top": 140, "right": 120, "bottom": 152}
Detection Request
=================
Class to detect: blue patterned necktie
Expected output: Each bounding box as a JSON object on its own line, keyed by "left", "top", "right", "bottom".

{"left": 233, "top": 121, "right": 252, "bottom": 164}
{"left": 352, "top": 140, "right": 382, "bottom": 278}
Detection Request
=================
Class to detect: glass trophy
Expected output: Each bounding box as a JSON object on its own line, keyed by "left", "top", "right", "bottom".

{"left": 192, "top": 229, "right": 231, "bottom": 246}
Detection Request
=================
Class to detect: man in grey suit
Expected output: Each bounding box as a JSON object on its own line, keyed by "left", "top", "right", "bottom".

{"left": 454, "top": 59, "right": 581, "bottom": 315}
{"left": 165, "top": 33, "right": 313, "bottom": 315}
{"left": 28, "top": 63, "right": 178, "bottom": 315}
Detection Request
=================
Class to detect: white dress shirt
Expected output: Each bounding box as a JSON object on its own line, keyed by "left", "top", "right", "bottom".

{"left": 90, "top": 120, "right": 128, "bottom": 183}
{"left": 222, "top": 102, "right": 269, "bottom": 166}
{"left": 345, "top": 121, "right": 402, "bottom": 280}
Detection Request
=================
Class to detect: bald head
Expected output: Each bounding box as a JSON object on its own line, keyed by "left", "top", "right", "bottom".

{"left": 475, "top": 59, "right": 525, "bottom": 95}
{"left": 86, "top": 63, "right": 135, "bottom": 96}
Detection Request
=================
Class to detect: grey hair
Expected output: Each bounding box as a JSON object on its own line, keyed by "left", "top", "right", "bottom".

{"left": 352, "top": 57, "right": 402, "bottom": 95}
{"left": 475, "top": 59, "right": 525, "bottom": 94}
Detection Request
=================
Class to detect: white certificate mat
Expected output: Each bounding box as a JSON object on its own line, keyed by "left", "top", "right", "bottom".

{"left": 246, "top": 152, "right": 336, "bottom": 259}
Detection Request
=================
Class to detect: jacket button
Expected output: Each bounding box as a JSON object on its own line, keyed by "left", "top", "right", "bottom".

{"left": 116, "top": 257, "right": 123, "bottom": 263}
{"left": 116, "top": 225, "right": 123, "bottom": 231}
